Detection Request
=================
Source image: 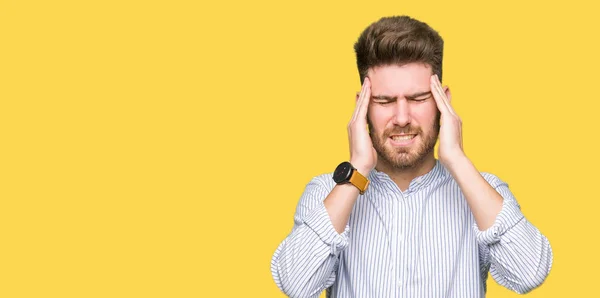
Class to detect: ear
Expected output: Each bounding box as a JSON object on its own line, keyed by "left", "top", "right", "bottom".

{"left": 443, "top": 86, "right": 452, "bottom": 103}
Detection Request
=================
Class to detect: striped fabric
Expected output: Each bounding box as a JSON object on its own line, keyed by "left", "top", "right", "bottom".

{"left": 271, "top": 160, "right": 553, "bottom": 298}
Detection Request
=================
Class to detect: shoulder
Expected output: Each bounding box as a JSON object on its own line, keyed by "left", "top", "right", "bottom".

{"left": 442, "top": 166, "right": 509, "bottom": 189}
{"left": 479, "top": 171, "right": 509, "bottom": 189}
{"left": 307, "top": 172, "right": 336, "bottom": 192}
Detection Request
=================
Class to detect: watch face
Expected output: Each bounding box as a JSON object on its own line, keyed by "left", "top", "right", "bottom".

{"left": 333, "top": 162, "right": 353, "bottom": 184}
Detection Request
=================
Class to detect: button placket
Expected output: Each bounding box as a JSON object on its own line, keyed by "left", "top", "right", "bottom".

{"left": 397, "top": 193, "right": 406, "bottom": 291}
{"left": 392, "top": 195, "right": 398, "bottom": 273}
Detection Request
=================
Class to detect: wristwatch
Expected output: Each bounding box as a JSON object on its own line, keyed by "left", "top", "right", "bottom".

{"left": 333, "top": 161, "right": 370, "bottom": 195}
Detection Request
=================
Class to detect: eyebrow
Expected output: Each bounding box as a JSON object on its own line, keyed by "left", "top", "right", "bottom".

{"left": 371, "top": 90, "right": 432, "bottom": 101}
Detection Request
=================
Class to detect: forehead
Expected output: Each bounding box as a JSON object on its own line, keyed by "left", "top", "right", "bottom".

{"left": 367, "top": 63, "right": 432, "bottom": 95}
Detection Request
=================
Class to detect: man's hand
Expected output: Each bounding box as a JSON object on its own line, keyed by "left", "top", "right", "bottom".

{"left": 430, "top": 74, "right": 465, "bottom": 167}
{"left": 348, "top": 77, "right": 377, "bottom": 175}
{"left": 430, "top": 74, "right": 504, "bottom": 231}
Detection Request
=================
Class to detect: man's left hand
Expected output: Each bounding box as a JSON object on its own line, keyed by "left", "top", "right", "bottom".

{"left": 430, "top": 74, "right": 465, "bottom": 167}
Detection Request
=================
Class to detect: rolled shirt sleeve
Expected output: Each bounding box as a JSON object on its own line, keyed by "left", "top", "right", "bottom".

{"left": 271, "top": 175, "right": 349, "bottom": 298}
{"left": 473, "top": 173, "right": 553, "bottom": 294}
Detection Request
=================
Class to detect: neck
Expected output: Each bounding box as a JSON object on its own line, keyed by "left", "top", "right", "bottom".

{"left": 375, "top": 153, "right": 437, "bottom": 192}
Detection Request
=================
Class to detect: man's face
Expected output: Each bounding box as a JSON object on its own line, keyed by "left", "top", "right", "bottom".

{"left": 366, "top": 63, "right": 441, "bottom": 170}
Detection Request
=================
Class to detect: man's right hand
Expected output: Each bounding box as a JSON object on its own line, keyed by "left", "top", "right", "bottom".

{"left": 348, "top": 77, "right": 377, "bottom": 176}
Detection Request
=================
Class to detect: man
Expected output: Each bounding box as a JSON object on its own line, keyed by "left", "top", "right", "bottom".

{"left": 270, "top": 15, "right": 552, "bottom": 298}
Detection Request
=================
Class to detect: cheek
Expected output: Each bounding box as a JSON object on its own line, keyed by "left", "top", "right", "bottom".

{"left": 412, "top": 104, "right": 438, "bottom": 127}
{"left": 368, "top": 106, "right": 394, "bottom": 129}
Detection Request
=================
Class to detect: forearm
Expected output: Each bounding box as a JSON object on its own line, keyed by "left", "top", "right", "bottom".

{"left": 323, "top": 183, "right": 361, "bottom": 233}
{"left": 485, "top": 217, "right": 553, "bottom": 294}
{"left": 271, "top": 217, "right": 345, "bottom": 298}
{"left": 445, "top": 153, "right": 503, "bottom": 230}
{"left": 457, "top": 166, "right": 554, "bottom": 293}
{"left": 271, "top": 177, "right": 350, "bottom": 297}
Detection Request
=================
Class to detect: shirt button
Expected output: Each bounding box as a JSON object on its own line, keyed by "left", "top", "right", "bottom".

{"left": 398, "top": 280, "right": 403, "bottom": 288}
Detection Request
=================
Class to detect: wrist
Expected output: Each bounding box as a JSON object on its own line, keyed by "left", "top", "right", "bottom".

{"left": 443, "top": 152, "right": 470, "bottom": 174}
{"left": 333, "top": 161, "right": 371, "bottom": 195}
{"left": 349, "top": 160, "right": 372, "bottom": 176}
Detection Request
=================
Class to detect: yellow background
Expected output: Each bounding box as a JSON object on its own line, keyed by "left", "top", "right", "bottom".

{"left": 1, "top": 0, "right": 597, "bottom": 297}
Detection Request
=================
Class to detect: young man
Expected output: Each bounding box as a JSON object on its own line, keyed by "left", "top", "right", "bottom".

{"left": 271, "top": 16, "right": 552, "bottom": 298}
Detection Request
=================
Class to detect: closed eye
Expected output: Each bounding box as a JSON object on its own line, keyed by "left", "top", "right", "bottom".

{"left": 374, "top": 99, "right": 395, "bottom": 105}
{"left": 410, "top": 95, "right": 432, "bottom": 102}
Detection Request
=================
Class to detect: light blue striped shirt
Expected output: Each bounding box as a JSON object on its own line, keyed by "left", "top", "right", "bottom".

{"left": 271, "top": 160, "right": 553, "bottom": 297}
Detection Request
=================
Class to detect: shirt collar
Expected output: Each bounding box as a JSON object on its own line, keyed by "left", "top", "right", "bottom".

{"left": 368, "top": 159, "right": 447, "bottom": 194}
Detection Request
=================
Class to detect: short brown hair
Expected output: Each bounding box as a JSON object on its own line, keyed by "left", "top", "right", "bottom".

{"left": 354, "top": 16, "right": 444, "bottom": 83}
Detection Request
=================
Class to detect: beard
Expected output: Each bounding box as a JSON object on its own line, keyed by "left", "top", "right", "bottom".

{"left": 367, "top": 111, "right": 441, "bottom": 170}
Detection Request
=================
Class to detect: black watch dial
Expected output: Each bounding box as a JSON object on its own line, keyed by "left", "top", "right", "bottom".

{"left": 333, "top": 161, "right": 354, "bottom": 184}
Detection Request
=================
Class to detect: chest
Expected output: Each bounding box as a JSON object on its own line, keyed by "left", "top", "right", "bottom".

{"left": 344, "top": 187, "right": 477, "bottom": 275}
{"left": 333, "top": 180, "right": 484, "bottom": 296}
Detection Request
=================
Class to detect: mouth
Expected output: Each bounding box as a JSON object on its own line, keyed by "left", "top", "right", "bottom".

{"left": 389, "top": 134, "right": 417, "bottom": 146}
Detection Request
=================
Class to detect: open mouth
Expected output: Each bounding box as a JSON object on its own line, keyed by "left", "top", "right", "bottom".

{"left": 389, "top": 134, "right": 417, "bottom": 146}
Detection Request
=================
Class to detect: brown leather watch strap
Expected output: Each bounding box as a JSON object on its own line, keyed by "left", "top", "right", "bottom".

{"left": 348, "top": 169, "right": 369, "bottom": 195}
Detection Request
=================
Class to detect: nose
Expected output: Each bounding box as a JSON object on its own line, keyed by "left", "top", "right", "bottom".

{"left": 391, "top": 99, "right": 411, "bottom": 127}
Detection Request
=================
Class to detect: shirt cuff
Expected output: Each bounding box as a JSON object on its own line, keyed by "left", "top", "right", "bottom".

{"left": 474, "top": 197, "right": 525, "bottom": 246}
{"left": 302, "top": 201, "right": 350, "bottom": 256}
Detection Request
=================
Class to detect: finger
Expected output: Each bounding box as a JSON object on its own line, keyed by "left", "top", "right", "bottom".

{"left": 433, "top": 75, "right": 457, "bottom": 116}
{"left": 430, "top": 75, "right": 451, "bottom": 115}
{"left": 432, "top": 75, "right": 449, "bottom": 108}
{"left": 351, "top": 78, "right": 369, "bottom": 122}
{"left": 444, "top": 86, "right": 452, "bottom": 104}
{"left": 357, "top": 77, "right": 371, "bottom": 120}
{"left": 352, "top": 77, "right": 370, "bottom": 123}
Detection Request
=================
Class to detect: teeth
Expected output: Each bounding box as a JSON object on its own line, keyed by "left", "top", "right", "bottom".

{"left": 391, "top": 135, "right": 415, "bottom": 141}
